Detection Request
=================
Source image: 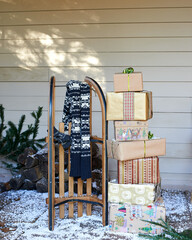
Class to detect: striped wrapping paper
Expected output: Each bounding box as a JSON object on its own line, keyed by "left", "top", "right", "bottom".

{"left": 124, "top": 92, "right": 134, "bottom": 120}
{"left": 118, "top": 157, "right": 160, "bottom": 184}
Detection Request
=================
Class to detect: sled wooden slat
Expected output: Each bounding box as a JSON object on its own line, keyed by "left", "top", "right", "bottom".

{"left": 77, "top": 178, "right": 83, "bottom": 217}
{"left": 68, "top": 176, "right": 74, "bottom": 218}
{"left": 86, "top": 178, "right": 92, "bottom": 216}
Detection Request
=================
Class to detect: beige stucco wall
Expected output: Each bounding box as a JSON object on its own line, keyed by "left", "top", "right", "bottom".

{"left": 0, "top": 0, "right": 191, "bottom": 189}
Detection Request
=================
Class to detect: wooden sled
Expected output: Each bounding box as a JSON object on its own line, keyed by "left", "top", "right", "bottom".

{"left": 47, "top": 76, "right": 108, "bottom": 230}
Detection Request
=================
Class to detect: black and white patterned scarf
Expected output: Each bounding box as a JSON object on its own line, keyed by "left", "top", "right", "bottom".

{"left": 62, "top": 80, "right": 91, "bottom": 180}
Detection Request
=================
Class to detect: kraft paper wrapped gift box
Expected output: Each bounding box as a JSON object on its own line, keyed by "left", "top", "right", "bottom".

{"left": 107, "top": 138, "right": 166, "bottom": 161}
{"left": 109, "top": 197, "right": 166, "bottom": 235}
{"left": 115, "top": 121, "right": 148, "bottom": 141}
{"left": 114, "top": 72, "right": 143, "bottom": 92}
{"left": 106, "top": 91, "right": 153, "bottom": 121}
{"left": 108, "top": 182, "right": 161, "bottom": 205}
{"left": 118, "top": 157, "right": 160, "bottom": 184}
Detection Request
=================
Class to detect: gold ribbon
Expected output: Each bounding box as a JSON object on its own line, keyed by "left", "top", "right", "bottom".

{"left": 144, "top": 140, "right": 146, "bottom": 158}
{"left": 128, "top": 74, "right": 130, "bottom": 91}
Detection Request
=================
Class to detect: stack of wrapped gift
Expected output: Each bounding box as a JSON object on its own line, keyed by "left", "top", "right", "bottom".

{"left": 106, "top": 68, "right": 166, "bottom": 235}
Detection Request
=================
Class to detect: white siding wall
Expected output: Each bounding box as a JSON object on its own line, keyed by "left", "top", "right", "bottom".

{"left": 0, "top": 0, "right": 191, "bottom": 189}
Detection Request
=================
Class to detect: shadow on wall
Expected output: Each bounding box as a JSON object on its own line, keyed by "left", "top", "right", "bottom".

{"left": 0, "top": 5, "right": 110, "bottom": 139}
{"left": 0, "top": 6, "right": 108, "bottom": 90}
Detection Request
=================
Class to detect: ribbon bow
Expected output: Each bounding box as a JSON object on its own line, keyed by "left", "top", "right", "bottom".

{"left": 122, "top": 67, "right": 134, "bottom": 91}
{"left": 123, "top": 67, "right": 134, "bottom": 74}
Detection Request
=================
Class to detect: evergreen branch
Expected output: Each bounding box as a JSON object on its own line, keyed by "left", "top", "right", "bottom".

{"left": 13, "top": 115, "right": 26, "bottom": 149}
{"left": 35, "top": 142, "right": 44, "bottom": 148}
{"left": 31, "top": 112, "right": 36, "bottom": 118}
{"left": 31, "top": 106, "right": 43, "bottom": 139}
{"left": 3, "top": 150, "right": 19, "bottom": 158}
{"left": 139, "top": 218, "right": 192, "bottom": 240}
{"left": 18, "top": 115, "right": 25, "bottom": 134}
{"left": 32, "top": 145, "right": 38, "bottom": 151}
{"left": 7, "top": 121, "right": 17, "bottom": 136}
{"left": 0, "top": 104, "right": 4, "bottom": 121}
{"left": 0, "top": 104, "right": 6, "bottom": 139}
{"left": 139, "top": 234, "right": 169, "bottom": 239}
{"left": 20, "top": 127, "right": 33, "bottom": 140}
{"left": 180, "top": 230, "right": 192, "bottom": 239}
{"left": 0, "top": 105, "right": 45, "bottom": 162}
{"left": 148, "top": 131, "right": 154, "bottom": 140}
{"left": 142, "top": 218, "right": 167, "bottom": 228}
{"left": 36, "top": 137, "right": 46, "bottom": 142}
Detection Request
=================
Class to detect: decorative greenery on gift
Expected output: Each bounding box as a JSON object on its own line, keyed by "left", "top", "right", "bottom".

{"left": 122, "top": 67, "right": 134, "bottom": 74}
{"left": 148, "top": 131, "right": 154, "bottom": 140}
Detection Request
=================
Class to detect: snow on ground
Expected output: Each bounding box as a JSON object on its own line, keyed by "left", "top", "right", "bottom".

{"left": 162, "top": 189, "right": 192, "bottom": 232}
{"left": 0, "top": 189, "right": 191, "bottom": 240}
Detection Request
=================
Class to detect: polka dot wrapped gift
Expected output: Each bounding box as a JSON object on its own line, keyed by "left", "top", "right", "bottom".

{"left": 108, "top": 182, "right": 161, "bottom": 205}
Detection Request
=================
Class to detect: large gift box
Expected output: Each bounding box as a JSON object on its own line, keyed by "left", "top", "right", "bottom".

{"left": 107, "top": 138, "right": 166, "bottom": 161}
{"left": 106, "top": 91, "right": 153, "bottom": 121}
{"left": 108, "top": 182, "right": 161, "bottom": 205}
{"left": 114, "top": 72, "right": 143, "bottom": 92}
{"left": 109, "top": 197, "right": 166, "bottom": 234}
{"left": 118, "top": 157, "right": 160, "bottom": 184}
{"left": 115, "top": 121, "right": 148, "bottom": 141}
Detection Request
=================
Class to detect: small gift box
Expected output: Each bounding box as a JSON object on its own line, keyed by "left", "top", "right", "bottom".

{"left": 115, "top": 121, "right": 148, "bottom": 141}
{"left": 109, "top": 197, "right": 166, "bottom": 234}
{"left": 106, "top": 91, "right": 153, "bottom": 121}
{"left": 114, "top": 72, "right": 143, "bottom": 92}
{"left": 118, "top": 157, "right": 160, "bottom": 184}
{"left": 107, "top": 138, "right": 166, "bottom": 161}
{"left": 108, "top": 182, "right": 161, "bottom": 205}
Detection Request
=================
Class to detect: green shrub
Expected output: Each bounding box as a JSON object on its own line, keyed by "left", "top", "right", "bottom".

{"left": 0, "top": 104, "right": 45, "bottom": 161}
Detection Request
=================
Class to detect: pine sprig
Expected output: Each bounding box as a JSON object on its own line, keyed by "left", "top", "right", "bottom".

{"left": 139, "top": 218, "right": 192, "bottom": 240}
{"left": 0, "top": 105, "right": 45, "bottom": 161}
{"left": 0, "top": 104, "right": 6, "bottom": 139}
{"left": 18, "top": 115, "right": 25, "bottom": 134}
{"left": 31, "top": 106, "right": 43, "bottom": 140}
